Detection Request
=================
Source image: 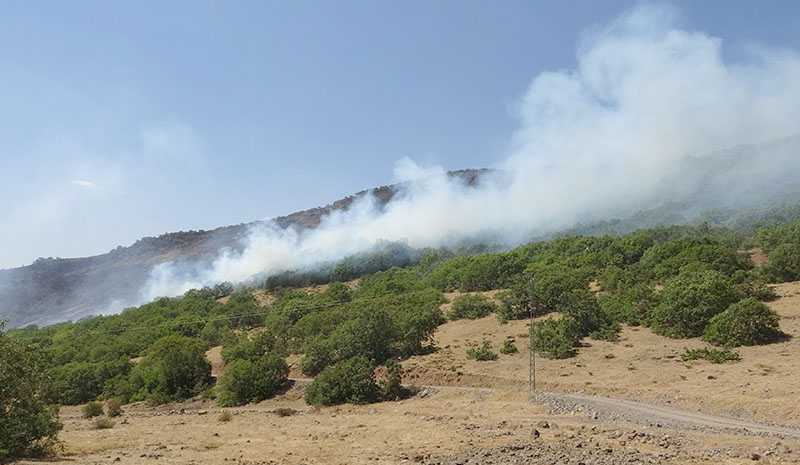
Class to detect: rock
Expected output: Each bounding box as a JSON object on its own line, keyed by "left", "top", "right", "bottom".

{"left": 531, "top": 429, "right": 540, "bottom": 439}
{"left": 751, "top": 453, "right": 761, "bottom": 461}
{"left": 536, "top": 421, "right": 550, "bottom": 428}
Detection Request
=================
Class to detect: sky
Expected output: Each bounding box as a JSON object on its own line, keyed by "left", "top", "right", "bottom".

{"left": 1, "top": 1, "right": 799, "bottom": 270}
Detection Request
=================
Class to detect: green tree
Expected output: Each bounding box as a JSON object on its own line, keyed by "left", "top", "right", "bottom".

{"left": 556, "top": 289, "right": 613, "bottom": 337}
{"left": 304, "top": 356, "right": 380, "bottom": 406}
{"left": 0, "top": 323, "right": 62, "bottom": 459}
{"left": 128, "top": 335, "right": 211, "bottom": 404}
{"left": 447, "top": 294, "right": 496, "bottom": 320}
{"left": 702, "top": 298, "right": 783, "bottom": 347}
{"left": 533, "top": 317, "right": 580, "bottom": 359}
{"left": 761, "top": 243, "right": 800, "bottom": 283}
{"left": 650, "top": 269, "right": 739, "bottom": 338}
{"left": 218, "top": 354, "right": 289, "bottom": 406}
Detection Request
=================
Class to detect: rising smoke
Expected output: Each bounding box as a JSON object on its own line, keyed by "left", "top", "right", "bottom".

{"left": 140, "top": 4, "right": 800, "bottom": 302}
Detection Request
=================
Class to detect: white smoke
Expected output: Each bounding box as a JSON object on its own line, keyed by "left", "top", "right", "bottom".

{"left": 139, "top": 4, "right": 800, "bottom": 302}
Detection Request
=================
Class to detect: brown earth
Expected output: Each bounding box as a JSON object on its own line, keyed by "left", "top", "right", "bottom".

{"left": 18, "top": 281, "right": 800, "bottom": 464}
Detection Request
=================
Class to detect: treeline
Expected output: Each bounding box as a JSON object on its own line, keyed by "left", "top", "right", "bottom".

{"left": 4, "top": 217, "right": 800, "bottom": 459}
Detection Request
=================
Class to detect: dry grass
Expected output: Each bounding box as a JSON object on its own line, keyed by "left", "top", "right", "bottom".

{"left": 25, "top": 281, "right": 800, "bottom": 465}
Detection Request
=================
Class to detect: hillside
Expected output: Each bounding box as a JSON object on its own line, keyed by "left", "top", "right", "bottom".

{"left": 14, "top": 281, "right": 800, "bottom": 465}
{"left": 2, "top": 135, "right": 799, "bottom": 329}
{"left": 0, "top": 170, "right": 487, "bottom": 328}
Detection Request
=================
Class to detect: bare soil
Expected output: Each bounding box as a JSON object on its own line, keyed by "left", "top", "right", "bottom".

{"left": 19, "top": 282, "right": 800, "bottom": 464}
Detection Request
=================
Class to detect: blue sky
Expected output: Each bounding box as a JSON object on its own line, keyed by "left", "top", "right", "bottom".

{"left": 1, "top": 0, "right": 799, "bottom": 269}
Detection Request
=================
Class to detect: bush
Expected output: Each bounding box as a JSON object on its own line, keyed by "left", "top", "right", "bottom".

{"left": 533, "top": 317, "right": 580, "bottom": 359}
{"left": 761, "top": 243, "right": 800, "bottom": 283}
{"left": 466, "top": 341, "right": 498, "bottom": 361}
{"left": 447, "top": 294, "right": 496, "bottom": 320}
{"left": 589, "top": 326, "right": 621, "bottom": 341}
{"left": 304, "top": 356, "right": 380, "bottom": 406}
{"left": 218, "top": 411, "right": 232, "bottom": 422}
{"left": 218, "top": 354, "right": 289, "bottom": 406}
{"left": 650, "top": 269, "right": 739, "bottom": 338}
{"left": 92, "top": 418, "right": 115, "bottom": 429}
{"left": 702, "top": 298, "right": 783, "bottom": 347}
{"left": 104, "top": 398, "right": 123, "bottom": 417}
{"left": 556, "top": 289, "right": 612, "bottom": 337}
{"left": 379, "top": 360, "right": 404, "bottom": 401}
{"left": 495, "top": 285, "right": 529, "bottom": 323}
{"left": 300, "top": 336, "right": 334, "bottom": 376}
{"left": 598, "top": 282, "right": 657, "bottom": 326}
{"left": 128, "top": 335, "right": 212, "bottom": 405}
{"left": 500, "top": 339, "right": 518, "bottom": 354}
{"left": 43, "top": 362, "right": 103, "bottom": 405}
{"left": 82, "top": 401, "right": 104, "bottom": 419}
{"left": 681, "top": 347, "right": 740, "bottom": 363}
{"left": 274, "top": 407, "right": 297, "bottom": 417}
{"left": 0, "top": 325, "right": 62, "bottom": 459}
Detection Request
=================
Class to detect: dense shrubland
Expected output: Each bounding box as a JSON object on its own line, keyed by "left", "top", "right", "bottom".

{"left": 3, "top": 212, "right": 798, "bottom": 458}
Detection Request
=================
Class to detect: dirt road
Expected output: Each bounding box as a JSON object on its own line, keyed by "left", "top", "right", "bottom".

{"left": 535, "top": 391, "right": 800, "bottom": 439}
{"left": 405, "top": 383, "right": 800, "bottom": 439}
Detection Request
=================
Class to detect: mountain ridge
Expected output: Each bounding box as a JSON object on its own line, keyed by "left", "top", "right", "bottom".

{"left": 0, "top": 169, "right": 489, "bottom": 328}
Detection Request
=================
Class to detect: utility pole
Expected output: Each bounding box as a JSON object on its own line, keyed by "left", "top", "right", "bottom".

{"left": 529, "top": 272, "right": 536, "bottom": 400}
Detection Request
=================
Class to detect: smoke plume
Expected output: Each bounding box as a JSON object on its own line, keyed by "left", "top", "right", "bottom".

{"left": 140, "top": 4, "right": 800, "bottom": 301}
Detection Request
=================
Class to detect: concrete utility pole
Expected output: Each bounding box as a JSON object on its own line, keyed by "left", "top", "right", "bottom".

{"left": 529, "top": 272, "right": 536, "bottom": 400}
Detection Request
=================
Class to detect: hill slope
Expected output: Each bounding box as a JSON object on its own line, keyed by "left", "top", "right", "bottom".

{"left": 0, "top": 170, "right": 487, "bottom": 328}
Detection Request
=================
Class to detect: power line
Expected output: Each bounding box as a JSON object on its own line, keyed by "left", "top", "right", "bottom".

{"left": 529, "top": 272, "right": 536, "bottom": 400}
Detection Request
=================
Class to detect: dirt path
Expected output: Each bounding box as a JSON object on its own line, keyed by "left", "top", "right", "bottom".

{"left": 404, "top": 382, "right": 800, "bottom": 439}
{"left": 536, "top": 391, "right": 800, "bottom": 439}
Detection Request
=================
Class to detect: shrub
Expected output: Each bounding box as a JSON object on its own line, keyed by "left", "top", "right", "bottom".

{"left": 218, "top": 411, "right": 232, "bottom": 422}
{"left": 533, "top": 317, "right": 580, "bottom": 359}
{"left": 650, "top": 269, "right": 739, "bottom": 338}
{"left": 92, "top": 418, "right": 115, "bottom": 429}
{"left": 529, "top": 264, "right": 593, "bottom": 312}
{"left": 379, "top": 360, "right": 404, "bottom": 401}
{"left": 300, "top": 336, "right": 334, "bottom": 376}
{"left": 589, "top": 326, "right": 621, "bottom": 342}
{"left": 104, "top": 398, "right": 123, "bottom": 417}
{"left": 329, "top": 308, "right": 396, "bottom": 363}
{"left": 128, "top": 335, "right": 212, "bottom": 405}
{"left": 43, "top": 361, "right": 103, "bottom": 405}
{"left": 0, "top": 325, "right": 62, "bottom": 460}
{"left": 556, "top": 289, "right": 612, "bottom": 337}
{"left": 598, "top": 282, "right": 658, "bottom": 326}
{"left": 496, "top": 286, "right": 529, "bottom": 323}
{"left": 681, "top": 347, "right": 740, "bottom": 363}
{"left": 82, "top": 401, "right": 104, "bottom": 419}
{"left": 304, "top": 356, "right": 380, "bottom": 406}
{"left": 500, "top": 339, "right": 518, "bottom": 354}
{"left": 466, "top": 341, "right": 498, "bottom": 361}
{"left": 761, "top": 243, "right": 800, "bottom": 283}
{"left": 702, "top": 298, "right": 783, "bottom": 347}
{"left": 447, "top": 294, "right": 496, "bottom": 320}
{"left": 274, "top": 408, "right": 297, "bottom": 417}
{"left": 218, "top": 354, "right": 289, "bottom": 406}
